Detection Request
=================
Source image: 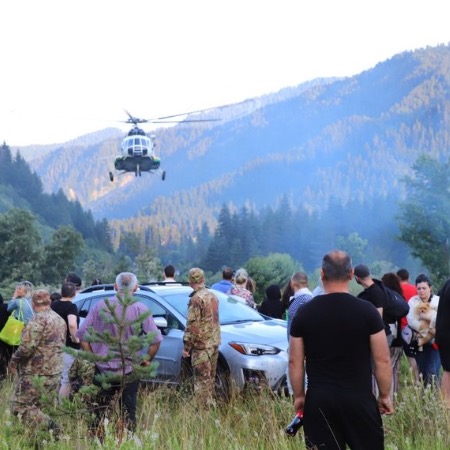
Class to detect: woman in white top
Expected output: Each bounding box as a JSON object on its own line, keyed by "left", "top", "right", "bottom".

{"left": 406, "top": 274, "right": 440, "bottom": 386}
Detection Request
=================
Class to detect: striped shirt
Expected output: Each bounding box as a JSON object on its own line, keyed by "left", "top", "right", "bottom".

{"left": 287, "top": 287, "right": 313, "bottom": 339}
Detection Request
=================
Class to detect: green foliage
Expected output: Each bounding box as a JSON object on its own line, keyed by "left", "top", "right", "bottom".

{"left": 79, "top": 292, "right": 158, "bottom": 385}
{"left": 246, "top": 253, "right": 301, "bottom": 303}
{"left": 0, "top": 209, "right": 43, "bottom": 284}
{"left": 336, "top": 232, "right": 368, "bottom": 263}
{"left": 398, "top": 154, "right": 450, "bottom": 287}
{"left": 0, "top": 143, "right": 113, "bottom": 251}
{"left": 1, "top": 371, "right": 450, "bottom": 449}
{"left": 135, "top": 249, "right": 163, "bottom": 283}
{"left": 41, "top": 226, "right": 84, "bottom": 285}
{"left": 70, "top": 290, "right": 159, "bottom": 438}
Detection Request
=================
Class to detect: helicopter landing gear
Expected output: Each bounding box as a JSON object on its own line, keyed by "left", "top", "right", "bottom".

{"left": 162, "top": 170, "right": 166, "bottom": 181}
{"left": 109, "top": 171, "right": 114, "bottom": 182}
{"left": 135, "top": 164, "right": 141, "bottom": 177}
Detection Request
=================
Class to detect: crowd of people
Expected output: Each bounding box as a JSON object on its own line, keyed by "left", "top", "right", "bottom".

{"left": 2, "top": 256, "right": 450, "bottom": 448}
{"left": 213, "top": 258, "right": 450, "bottom": 449}
{"left": 0, "top": 265, "right": 223, "bottom": 438}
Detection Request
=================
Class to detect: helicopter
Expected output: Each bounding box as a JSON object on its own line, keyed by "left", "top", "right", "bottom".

{"left": 109, "top": 109, "right": 219, "bottom": 182}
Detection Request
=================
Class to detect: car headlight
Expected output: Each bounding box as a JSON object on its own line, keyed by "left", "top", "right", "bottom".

{"left": 229, "top": 342, "right": 281, "bottom": 356}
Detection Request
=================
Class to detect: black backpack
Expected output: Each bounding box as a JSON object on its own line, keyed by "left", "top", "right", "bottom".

{"left": 382, "top": 286, "right": 409, "bottom": 324}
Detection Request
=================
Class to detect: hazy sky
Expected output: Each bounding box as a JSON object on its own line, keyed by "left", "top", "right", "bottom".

{"left": 1, "top": 0, "right": 449, "bottom": 146}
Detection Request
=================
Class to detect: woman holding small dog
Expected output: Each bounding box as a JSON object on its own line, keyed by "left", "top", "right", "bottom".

{"left": 406, "top": 274, "right": 441, "bottom": 386}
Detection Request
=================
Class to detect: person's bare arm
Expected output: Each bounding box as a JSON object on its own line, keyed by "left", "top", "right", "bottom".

{"left": 80, "top": 341, "right": 93, "bottom": 352}
{"left": 142, "top": 342, "right": 161, "bottom": 366}
{"left": 370, "top": 329, "right": 394, "bottom": 414}
{"left": 289, "top": 336, "right": 306, "bottom": 413}
{"left": 67, "top": 314, "right": 80, "bottom": 344}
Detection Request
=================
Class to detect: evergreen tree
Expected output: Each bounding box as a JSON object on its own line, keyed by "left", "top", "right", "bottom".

{"left": 0, "top": 142, "right": 13, "bottom": 185}
{"left": 41, "top": 226, "right": 84, "bottom": 285}
{"left": 67, "top": 289, "right": 159, "bottom": 439}
{"left": 0, "top": 209, "right": 42, "bottom": 283}
{"left": 398, "top": 154, "right": 450, "bottom": 286}
{"left": 135, "top": 249, "right": 163, "bottom": 282}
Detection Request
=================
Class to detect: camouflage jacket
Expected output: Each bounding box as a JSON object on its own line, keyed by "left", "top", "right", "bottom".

{"left": 11, "top": 308, "right": 66, "bottom": 376}
{"left": 184, "top": 286, "right": 221, "bottom": 351}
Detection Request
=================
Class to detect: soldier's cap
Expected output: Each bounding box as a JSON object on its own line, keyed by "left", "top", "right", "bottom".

{"left": 32, "top": 289, "right": 51, "bottom": 306}
{"left": 189, "top": 267, "right": 205, "bottom": 284}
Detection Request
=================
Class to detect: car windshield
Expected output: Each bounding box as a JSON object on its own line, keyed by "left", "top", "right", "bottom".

{"left": 160, "top": 290, "right": 265, "bottom": 324}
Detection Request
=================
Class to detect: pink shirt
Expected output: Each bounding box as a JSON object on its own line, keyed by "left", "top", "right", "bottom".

{"left": 77, "top": 296, "right": 163, "bottom": 374}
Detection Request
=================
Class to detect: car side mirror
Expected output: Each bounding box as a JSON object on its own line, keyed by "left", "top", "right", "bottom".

{"left": 154, "top": 316, "right": 168, "bottom": 329}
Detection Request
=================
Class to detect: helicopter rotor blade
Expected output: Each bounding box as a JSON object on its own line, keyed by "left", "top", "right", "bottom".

{"left": 153, "top": 102, "right": 236, "bottom": 121}
{"left": 124, "top": 109, "right": 149, "bottom": 125}
{"left": 151, "top": 118, "right": 221, "bottom": 124}
{"left": 154, "top": 109, "right": 216, "bottom": 121}
{"left": 123, "top": 101, "right": 236, "bottom": 126}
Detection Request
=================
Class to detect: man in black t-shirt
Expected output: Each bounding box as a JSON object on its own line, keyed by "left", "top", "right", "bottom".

{"left": 289, "top": 251, "right": 393, "bottom": 450}
{"left": 51, "top": 282, "right": 80, "bottom": 399}
{"left": 354, "top": 264, "right": 391, "bottom": 343}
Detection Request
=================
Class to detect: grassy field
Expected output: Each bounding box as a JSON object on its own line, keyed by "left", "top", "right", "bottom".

{"left": 1, "top": 360, "right": 449, "bottom": 449}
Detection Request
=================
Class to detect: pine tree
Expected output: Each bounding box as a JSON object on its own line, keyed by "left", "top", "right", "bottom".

{"left": 67, "top": 289, "right": 159, "bottom": 439}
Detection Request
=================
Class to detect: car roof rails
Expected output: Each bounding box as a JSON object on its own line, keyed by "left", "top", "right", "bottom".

{"left": 79, "top": 283, "right": 161, "bottom": 294}
{"left": 141, "top": 281, "right": 190, "bottom": 287}
{"left": 80, "top": 284, "right": 115, "bottom": 293}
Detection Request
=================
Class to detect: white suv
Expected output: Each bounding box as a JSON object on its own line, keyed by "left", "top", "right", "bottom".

{"left": 74, "top": 282, "right": 288, "bottom": 397}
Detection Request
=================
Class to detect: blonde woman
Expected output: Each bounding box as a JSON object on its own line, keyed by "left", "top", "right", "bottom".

{"left": 7, "top": 281, "right": 34, "bottom": 325}
{"left": 229, "top": 268, "right": 256, "bottom": 308}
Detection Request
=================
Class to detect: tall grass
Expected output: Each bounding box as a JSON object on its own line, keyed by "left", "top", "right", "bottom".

{"left": 1, "top": 359, "right": 449, "bottom": 449}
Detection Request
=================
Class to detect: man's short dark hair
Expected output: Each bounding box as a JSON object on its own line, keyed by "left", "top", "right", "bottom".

{"left": 222, "top": 267, "right": 234, "bottom": 281}
{"left": 354, "top": 264, "right": 370, "bottom": 279}
{"left": 61, "top": 282, "right": 77, "bottom": 298}
{"left": 291, "top": 272, "right": 308, "bottom": 285}
{"left": 396, "top": 269, "right": 410, "bottom": 281}
{"left": 50, "top": 292, "right": 62, "bottom": 302}
{"left": 164, "top": 265, "right": 175, "bottom": 278}
{"left": 65, "top": 272, "right": 82, "bottom": 288}
{"left": 322, "top": 250, "right": 353, "bottom": 282}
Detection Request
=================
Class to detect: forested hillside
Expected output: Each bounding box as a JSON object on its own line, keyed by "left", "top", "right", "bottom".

{"left": 0, "top": 143, "right": 119, "bottom": 290}
{"left": 10, "top": 44, "right": 450, "bottom": 275}
{"left": 0, "top": 143, "right": 111, "bottom": 249}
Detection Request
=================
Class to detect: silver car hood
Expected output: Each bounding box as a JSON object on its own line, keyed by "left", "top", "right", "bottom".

{"left": 220, "top": 320, "right": 288, "bottom": 352}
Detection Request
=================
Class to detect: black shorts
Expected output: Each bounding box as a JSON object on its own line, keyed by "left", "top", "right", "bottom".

{"left": 438, "top": 343, "right": 450, "bottom": 371}
{"left": 303, "top": 389, "right": 384, "bottom": 450}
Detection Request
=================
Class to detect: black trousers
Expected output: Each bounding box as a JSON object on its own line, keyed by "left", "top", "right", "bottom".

{"left": 93, "top": 369, "right": 140, "bottom": 431}
{"left": 303, "top": 389, "right": 384, "bottom": 450}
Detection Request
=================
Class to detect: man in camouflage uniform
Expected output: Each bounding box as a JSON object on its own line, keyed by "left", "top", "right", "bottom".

{"left": 182, "top": 267, "right": 221, "bottom": 407}
{"left": 9, "top": 289, "right": 66, "bottom": 431}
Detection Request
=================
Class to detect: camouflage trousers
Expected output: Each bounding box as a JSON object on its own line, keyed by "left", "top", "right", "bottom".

{"left": 191, "top": 346, "right": 219, "bottom": 407}
{"left": 11, "top": 373, "right": 60, "bottom": 428}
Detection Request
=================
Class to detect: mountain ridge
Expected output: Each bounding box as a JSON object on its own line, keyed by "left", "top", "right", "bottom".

{"left": 21, "top": 45, "right": 450, "bottom": 245}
